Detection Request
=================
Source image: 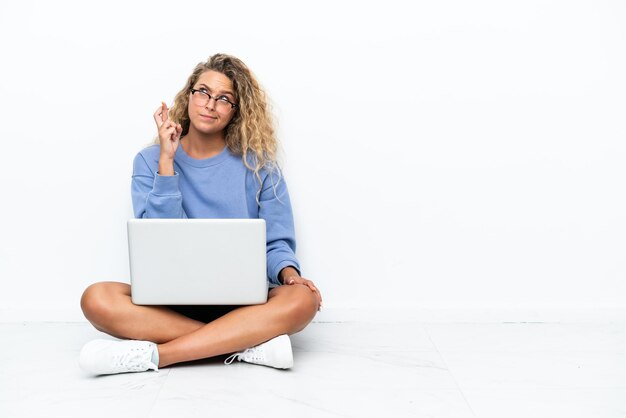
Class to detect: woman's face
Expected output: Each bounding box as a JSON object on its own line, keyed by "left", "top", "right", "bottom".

{"left": 188, "top": 70, "right": 237, "bottom": 137}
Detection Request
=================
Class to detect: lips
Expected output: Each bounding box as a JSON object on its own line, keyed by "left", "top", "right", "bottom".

{"left": 199, "top": 114, "right": 216, "bottom": 120}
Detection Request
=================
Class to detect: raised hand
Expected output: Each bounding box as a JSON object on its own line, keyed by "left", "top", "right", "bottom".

{"left": 153, "top": 102, "right": 182, "bottom": 161}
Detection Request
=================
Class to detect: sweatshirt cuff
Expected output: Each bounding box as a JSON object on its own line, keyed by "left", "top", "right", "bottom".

{"left": 152, "top": 171, "right": 180, "bottom": 195}
{"left": 271, "top": 260, "right": 301, "bottom": 286}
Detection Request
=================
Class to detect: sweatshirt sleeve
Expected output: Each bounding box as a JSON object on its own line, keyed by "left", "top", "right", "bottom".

{"left": 131, "top": 152, "right": 188, "bottom": 219}
{"left": 259, "top": 168, "right": 301, "bottom": 286}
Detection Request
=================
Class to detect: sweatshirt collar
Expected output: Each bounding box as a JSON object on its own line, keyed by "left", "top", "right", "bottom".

{"left": 175, "top": 142, "right": 231, "bottom": 167}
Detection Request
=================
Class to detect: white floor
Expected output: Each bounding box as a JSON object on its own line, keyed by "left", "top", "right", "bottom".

{"left": 1, "top": 320, "right": 625, "bottom": 418}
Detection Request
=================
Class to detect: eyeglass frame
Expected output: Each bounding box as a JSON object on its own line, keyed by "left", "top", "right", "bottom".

{"left": 189, "top": 88, "right": 238, "bottom": 111}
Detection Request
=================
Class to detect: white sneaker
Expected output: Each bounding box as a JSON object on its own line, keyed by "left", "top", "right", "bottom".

{"left": 224, "top": 334, "right": 293, "bottom": 369}
{"left": 79, "top": 339, "right": 159, "bottom": 375}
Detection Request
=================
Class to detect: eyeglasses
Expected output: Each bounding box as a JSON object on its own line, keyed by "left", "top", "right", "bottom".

{"left": 190, "top": 88, "right": 237, "bottom": 112}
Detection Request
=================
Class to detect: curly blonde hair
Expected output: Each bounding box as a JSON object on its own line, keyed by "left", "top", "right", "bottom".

{"left": 156, "top": 53, "right": 281, "bottom": 203}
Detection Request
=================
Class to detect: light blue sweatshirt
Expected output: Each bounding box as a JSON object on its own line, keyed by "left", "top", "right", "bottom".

{"left": 131, "top": 143, "right": 300, "bottom": 286}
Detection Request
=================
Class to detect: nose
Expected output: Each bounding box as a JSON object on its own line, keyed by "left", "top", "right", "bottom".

{"left": 204, "top": 97, "right": 216, "bottom": 110}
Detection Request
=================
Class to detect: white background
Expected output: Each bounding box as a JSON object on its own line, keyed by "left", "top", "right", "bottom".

{"left": 0, "top": 0, "right": 624, "bottom": 321}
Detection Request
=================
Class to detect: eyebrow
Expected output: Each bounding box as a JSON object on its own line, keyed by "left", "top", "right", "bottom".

{"left": 197, "top": 83, "right": 235, "bottom": 98}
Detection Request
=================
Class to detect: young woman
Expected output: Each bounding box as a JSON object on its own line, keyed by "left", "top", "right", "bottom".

{"left": 79, "top": 54, "right": 322, "bottom": 375}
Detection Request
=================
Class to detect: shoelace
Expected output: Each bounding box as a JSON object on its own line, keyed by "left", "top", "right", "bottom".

{"left": 224, "top": 345, "right": 264, "bottom": 365}
{"left": 114, "top": 345, "right": 153, "bottom": 371}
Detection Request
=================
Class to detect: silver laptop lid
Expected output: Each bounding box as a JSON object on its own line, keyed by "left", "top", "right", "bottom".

{"left": 128, "top": 219, "right": 267, "bottom": 305}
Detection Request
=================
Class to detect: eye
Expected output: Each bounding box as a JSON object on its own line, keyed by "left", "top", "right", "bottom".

{"left": 217, "top": 95, "right": 230, "bottom": 103}
{"left": 199, "top": 88, "right": 209, "bottom": 95}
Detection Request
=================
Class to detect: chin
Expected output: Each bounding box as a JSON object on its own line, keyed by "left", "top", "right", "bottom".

{"left": 192, "top": 123, "right": 223, "bottom": 136}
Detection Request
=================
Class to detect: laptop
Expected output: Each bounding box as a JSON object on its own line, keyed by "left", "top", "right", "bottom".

{"left": 127, "top": 218, "right": 268, "bottom": 305}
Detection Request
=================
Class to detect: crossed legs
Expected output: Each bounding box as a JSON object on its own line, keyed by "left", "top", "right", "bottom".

{"left": 80, "top": 281, "right": 319, "bottom": 368}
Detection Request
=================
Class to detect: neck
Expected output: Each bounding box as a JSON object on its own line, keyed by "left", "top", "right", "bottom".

{"left": 181, "top": 127, "right": 227, "bottom": 159}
